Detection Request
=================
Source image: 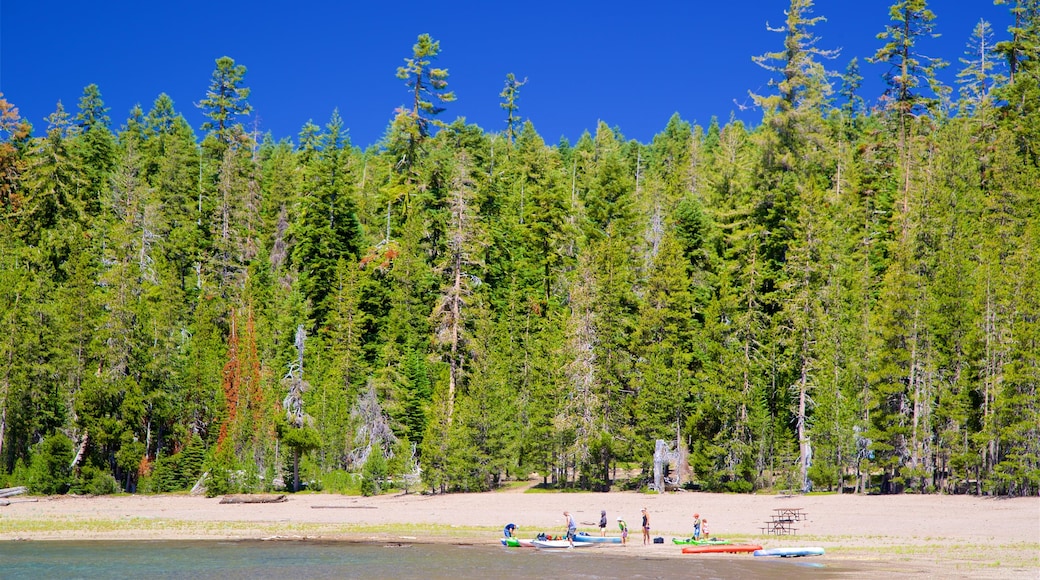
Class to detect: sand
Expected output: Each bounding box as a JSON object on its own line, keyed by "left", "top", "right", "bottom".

{"left": 1, "top": 486, "right": 1037, "bottom": 578}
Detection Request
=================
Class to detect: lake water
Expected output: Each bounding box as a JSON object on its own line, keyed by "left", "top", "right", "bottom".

{"left": 0, "top": 540, "right": 867, "bottom": 579}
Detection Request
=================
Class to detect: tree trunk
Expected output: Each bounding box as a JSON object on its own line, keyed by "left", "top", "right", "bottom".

{"left": 293, "top": 447, "right": 301, "bottom": 492}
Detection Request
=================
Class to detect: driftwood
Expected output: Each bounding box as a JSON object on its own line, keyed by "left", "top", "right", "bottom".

{"left": 71, "top": 431, "right": 89, "bottom": 469}
{"left": 219, "top": 494, "right": 287, "bottom": 504}
{"left": 0, "top": 486, "right": 27, "bottom": 498}
{"left": 0, "top": 498, "right": 37, "bottom": 506}
{"left": 190, "top": 472, "right": 209, "bottom": 496}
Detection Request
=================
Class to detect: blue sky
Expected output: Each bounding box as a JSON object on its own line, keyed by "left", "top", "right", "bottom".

{"left": 0, "top": 1, "right": 1013, "bottom": 148}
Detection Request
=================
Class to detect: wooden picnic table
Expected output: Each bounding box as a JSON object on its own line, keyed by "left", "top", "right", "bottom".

{"left": 772, "top": 507, "right": 807, "bottom": 521}
{"left": 761, "top": 508, "right": 807, "bottom": 535}
{"left": 761, "top": 516, "right": 798, "bottom": 535}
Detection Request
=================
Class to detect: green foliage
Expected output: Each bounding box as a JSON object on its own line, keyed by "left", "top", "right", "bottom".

{"left": 0, "top": 5, "right": 1038, "bottom": 499}
{"left": 360, "top": 449, "right": 387, "bottom": 496}
{"left": 317, "top": 469, "right": 362, "bottom": 495}
{"left": 279, "top": 424, "right": 321, "bottom": 453}
{"left": 28, "top": 434, "right": 74, "bottom": 495}
{"left": 197, "top": 56, "right": 251, "bottom": 144}
{"left": 71, "top": 463, "right": 120, "bottom": 495}
{"left": 203, "top": 447, "right": 240, "bottom": 497}
{"left": 396, "top": 34, "right": 456, "bottom": 138}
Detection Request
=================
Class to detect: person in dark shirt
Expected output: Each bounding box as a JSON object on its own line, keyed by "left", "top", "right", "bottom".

{"left": 504, "top": 523, "right": 517, "bottom": 538}
{"left": 598, "top": 510, "right": 607, "bottom": 536}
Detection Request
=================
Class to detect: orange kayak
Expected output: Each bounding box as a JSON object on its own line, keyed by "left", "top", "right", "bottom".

{"left": 681, "top": 544, "right": 763, "bottom": 554}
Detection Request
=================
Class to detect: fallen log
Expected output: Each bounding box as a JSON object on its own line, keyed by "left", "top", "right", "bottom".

{"left": 0, "top": 486, "right": 27, "bottom": 498}
{"left": 219, "top": 494, "right": 287, "bottom": 504}
{"left": 0, "top": 498, "right": 38, "bottom": 506}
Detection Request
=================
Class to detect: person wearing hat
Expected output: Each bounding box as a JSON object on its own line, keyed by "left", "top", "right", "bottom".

{"left": 617, "top": 516, "right": 628, "bottom": 545}
{"left": 641, "top": 507, "right": 650, "bottom": 545}
{"left": 598, "top": 510, "right": 607, "bottom": 536}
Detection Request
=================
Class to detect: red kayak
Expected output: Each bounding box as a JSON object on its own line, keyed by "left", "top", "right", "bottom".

{"left": 681, "top": 544, "right": 763, "bottom": 554}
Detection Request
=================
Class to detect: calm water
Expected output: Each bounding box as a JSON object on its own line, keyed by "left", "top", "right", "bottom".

{"left": 0, "top": 540, "right": 868, "bottom": 579}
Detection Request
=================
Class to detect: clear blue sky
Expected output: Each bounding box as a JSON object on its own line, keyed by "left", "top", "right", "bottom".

{"left": 0, "top": 1, "right": 1012, "bottom": 148}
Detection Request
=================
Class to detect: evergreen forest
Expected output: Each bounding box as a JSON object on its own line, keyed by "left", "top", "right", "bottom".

{"left": 0, "top": 0, "right": 1037, "bottom": 498}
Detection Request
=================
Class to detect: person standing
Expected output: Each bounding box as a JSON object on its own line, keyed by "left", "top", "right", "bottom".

{"left": 564, "top": 511, "right": 577, "bottom": 547}
{"left": 693, "top": 512, "right": 702, "bottom": 540}
{"left": 598, "top": 510, "right": 607, "bottom": 536}
{"left": 641, "top": 507, "right": 651, "bottom": 545}
{"left": 617, "top": 516, "right": 628, "bottom": 545}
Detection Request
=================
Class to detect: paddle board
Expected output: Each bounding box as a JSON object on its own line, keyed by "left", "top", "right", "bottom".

{"left": 573, "top": 534, "right": 622, "bottom": 544}
{"left": 531, "top": 539, "right": 596, "bottom": 549}
{"left": 753, "top": 546, "right": 825, "bottom": 557}
{"left": 681, "top": 544, "right": 763, "bottom": 554}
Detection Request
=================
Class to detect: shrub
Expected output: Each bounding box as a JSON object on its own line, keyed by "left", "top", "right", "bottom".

{"left": 318, "top": 470, "right": 362, "bottom": 494}
{"left": 28, "top": 434, "right": 74, "bottom": 495}
{"left": 203, "top": 447, "right": 240, "bottom": 497}
{"left": 361, "top": 449, "right": 387, "bottom": 496}
{"left": 150, "top": 454, "right": 182, "bottom": 492}
{"left": 71, "top": 464, "right": 120, "bottom": 495}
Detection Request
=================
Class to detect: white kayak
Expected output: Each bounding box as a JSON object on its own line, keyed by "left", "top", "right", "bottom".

{"left": 531, "top": 539, "right": 596, "bottom": 549}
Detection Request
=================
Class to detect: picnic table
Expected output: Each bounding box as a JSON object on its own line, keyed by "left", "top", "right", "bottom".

{"left": 761, "top": 508, "right": 807, "bottom": 535}
{"left": 772, "top": 507, "right": 807, "bottom": 521}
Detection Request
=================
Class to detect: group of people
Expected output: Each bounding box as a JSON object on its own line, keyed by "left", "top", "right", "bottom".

{"left": 691, "top": 512, "right": 710, "bottom": 540}
{"left": 587, "top": 506, "right": 652, "bottom": 545}
{"left": 505, "top": 508, "right": 711, "bottom": 546}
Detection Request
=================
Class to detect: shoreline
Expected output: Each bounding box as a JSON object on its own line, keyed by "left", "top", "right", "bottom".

{"left": 1, "top": 489, "right": 1037, "bottom": 577}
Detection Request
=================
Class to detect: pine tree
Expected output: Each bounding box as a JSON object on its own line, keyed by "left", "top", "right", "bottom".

{"left": 499, "top": 73, "right": 527, "bottom": 142}
{"left": 197, "top": 56, "right": 252, "bottom": 146}
{"left": 74, "top": 84, "right": 116, "bottom": 216}
{"left": 871, "top": 0, "right": 949, "bottom": 124}
{"left": 957, "top": 19, "right": 1006, "bottom": 115}
{"left": 396, "top": 34, "right": 456, "bottom": 139}
{"left": 291, "top": 110, "right": 363, "bottom": 328}
{"left": 430, "top": 151, "right": 485, "bottom": 425}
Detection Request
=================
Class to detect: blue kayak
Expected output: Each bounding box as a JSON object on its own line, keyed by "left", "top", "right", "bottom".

{"left": 753, "top": 546, "right": 825, "bottom": 558}
{"left": 573, "top": 534, "right": 621, "bottom": 544}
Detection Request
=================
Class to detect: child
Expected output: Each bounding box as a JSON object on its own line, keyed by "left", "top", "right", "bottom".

{"left": 701, "top": 518, "right": 710, "bottom": 539}
{"left": 617, "top": 516, "right": 628, "bottom": 545}
{"left": 693, "top": 513, "right": 702, "bottom": 540}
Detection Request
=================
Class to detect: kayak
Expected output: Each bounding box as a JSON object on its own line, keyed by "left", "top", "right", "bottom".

{"left": 573, "top": 534, "right": 622, "bottom": 544}
{"left": 531, "top": 539, "right": 596, "bottom": 549}
{"left": 681, "top": 544, "right": 763, "bottom": 554}
{"left": 753, "top": 546, "right": 825, "bottom": 558}
{"left": 500, "top": 537, "right": 534, "bottom": 547}
{"left": 672, "top": 538, "right": 732, "bottom": 545}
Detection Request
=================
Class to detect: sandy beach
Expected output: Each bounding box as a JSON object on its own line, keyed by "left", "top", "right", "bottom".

{"left": 1, "top": 486, "right": 1037, "bottom": 578}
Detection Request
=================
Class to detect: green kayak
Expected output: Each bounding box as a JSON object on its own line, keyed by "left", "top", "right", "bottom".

{"left": 672, "top": 538, "right": 732, "bottom": 545}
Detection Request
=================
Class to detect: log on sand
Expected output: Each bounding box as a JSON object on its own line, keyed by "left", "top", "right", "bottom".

{"left": 219, "top": 494, "right": 288, "bottom": 504}
{"left": 0, "top": 486, "right": 28, "bottom": 498}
